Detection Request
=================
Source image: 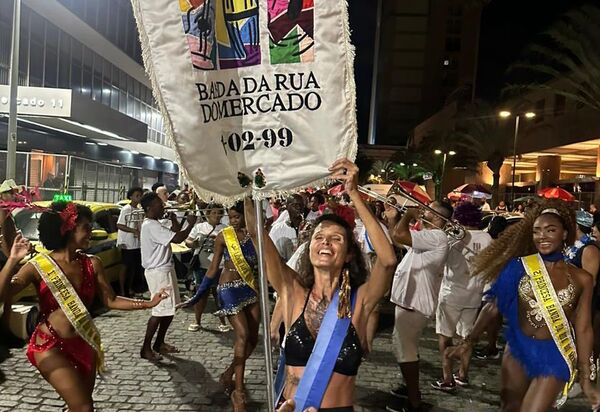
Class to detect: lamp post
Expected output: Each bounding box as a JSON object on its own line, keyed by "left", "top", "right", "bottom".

{"left": 499, "top": 110, "right": 536, "bottom": 203}
{"left": 434, "top": 149, "right": 456, "bottom": 200}
{"left": 7, "top": 0, "right": 22, "bottom": 180}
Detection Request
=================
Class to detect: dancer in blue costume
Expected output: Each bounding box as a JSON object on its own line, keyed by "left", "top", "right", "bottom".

{"left": 245, "top": 159, "right": 397, "bottom": 412}
{"left": 448, "top": 199, "right": 600, "bottom": 411}
{"left": 178, "top": 201, "right": 259, "bottom": 411}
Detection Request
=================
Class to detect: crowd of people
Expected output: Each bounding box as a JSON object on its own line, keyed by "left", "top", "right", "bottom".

{"left": 3, "top": 162, "right": 600, "bottom": 411}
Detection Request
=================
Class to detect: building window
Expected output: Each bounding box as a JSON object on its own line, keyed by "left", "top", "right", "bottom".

{"left": 554, "top": 94, "right": 566, "bottom": 116}
{"left": 535, "top": 99, "right": 545, "bottom": 123}
{"left": 445, "top": 37, "right": 461, "bottom": 52}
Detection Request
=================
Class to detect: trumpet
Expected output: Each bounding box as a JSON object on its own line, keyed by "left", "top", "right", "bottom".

{"left": 357, "top": 184, "right": 466, "bottom": 240}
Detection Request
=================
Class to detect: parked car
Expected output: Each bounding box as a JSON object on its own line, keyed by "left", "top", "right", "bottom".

{"left": 481, "top": 212, "right": 523, "bottom": 231}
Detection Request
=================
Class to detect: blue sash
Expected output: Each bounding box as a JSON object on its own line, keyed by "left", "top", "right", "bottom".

{"left": 293, "top": 288, "right": 357, "bottom": 411}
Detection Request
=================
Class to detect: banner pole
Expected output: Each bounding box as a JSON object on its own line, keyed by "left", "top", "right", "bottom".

{"left": 253, "top": 196, "right": 275, "bottom": 411}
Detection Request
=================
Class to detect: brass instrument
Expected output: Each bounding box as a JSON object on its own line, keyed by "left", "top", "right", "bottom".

{"left": 357, "top": 184, "right": 466, "bottom": 240}
{"left": 124, "top": 206, "right": 226, "bottom": 224}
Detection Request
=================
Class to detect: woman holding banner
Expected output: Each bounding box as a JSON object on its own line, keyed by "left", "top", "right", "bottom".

{"left": 245, "top": 159, "right": 397, "bottom": 411}
{"left": 448, "top": 199, "right": 600, "bottom": 411}
{"left": 177, "top": 201, "right": 260, "bottom": 411}
{"left": 0, "top": 202, "right": 168, "bottom": 412}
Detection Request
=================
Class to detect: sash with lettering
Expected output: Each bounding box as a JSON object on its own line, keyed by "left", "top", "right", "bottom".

{"left": 522, "top": 254, "right": 577, "bottom": 407}
{"left": 292, "top": 288, "right": 357, "bottom": 411}
{"left": 222, "top": 227, "right": 258, "bottom": 292}
{"left": 30, "top": 253, "right": 106, "bottom": 373}
{"left": 131, "top": 0, "right": 358, "bottom": 203}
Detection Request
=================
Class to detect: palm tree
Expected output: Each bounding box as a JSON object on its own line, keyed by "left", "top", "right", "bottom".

{"left": 505, "top": 4, "right": 600, "bottom": 112}
{"left": 415, "top": 129, "right": 482, "bottom": 200}
{"left": 369, "top": 160, "right": 397, "bottom": 183}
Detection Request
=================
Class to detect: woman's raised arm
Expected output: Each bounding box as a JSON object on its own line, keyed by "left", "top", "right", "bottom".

{"left": 329, "top": 159, "right": 397, "bottom": 311}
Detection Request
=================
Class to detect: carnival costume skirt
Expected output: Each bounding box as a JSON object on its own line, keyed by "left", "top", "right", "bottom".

{"left": 27, "top": 320, "right": 95, "bottom": 377}
{"left": 215, "top": 279, "right": 258, "bottom": 316}
{"left": 488, "top": 258, "right": 570, "bottom": 382}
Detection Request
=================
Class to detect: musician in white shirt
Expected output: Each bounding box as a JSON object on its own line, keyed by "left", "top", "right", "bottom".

{"left": 139, "top": 192, "right": 196, "bottom": 361}
{"left": 116, "top": 187, "right": 144, "bottom": 297}
{"left": 184, "top": 204, "right": 230, "bottom": 332}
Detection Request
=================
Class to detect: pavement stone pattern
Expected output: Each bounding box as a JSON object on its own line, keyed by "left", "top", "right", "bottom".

{"left": 0, "top": 299, "right": 592, "bottom": 412}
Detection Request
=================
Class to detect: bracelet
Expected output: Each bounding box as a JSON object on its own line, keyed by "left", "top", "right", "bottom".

{"left": 132, "top": 299, "right": 146, "bottom": 309}
{"left": 590, "top": 356, "right": 597, "bottom": 381}
{"left": 463, "top": 335, "right": 475, "bottom": 347}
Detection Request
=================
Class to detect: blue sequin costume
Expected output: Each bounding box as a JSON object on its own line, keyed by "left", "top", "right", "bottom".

{"left": 487, "top": 258, "right": 570, "bottom": 382}
{"left": 215, "top": 234, "right": 259, "bottom": 316}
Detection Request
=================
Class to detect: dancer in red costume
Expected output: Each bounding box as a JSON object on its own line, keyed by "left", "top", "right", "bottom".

{"left": 0, "top": 202, "right": 168, "bottom": 412}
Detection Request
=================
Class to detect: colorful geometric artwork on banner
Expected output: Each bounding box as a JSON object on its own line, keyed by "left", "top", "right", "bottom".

{"left": 133, "top": 0, "right": 357, "bottom": 203}
{"left": 268, "top": 0, "right": 315, "bottom": 64}
{"left": 180, "top": 0, "right": 261, "bottom": 70}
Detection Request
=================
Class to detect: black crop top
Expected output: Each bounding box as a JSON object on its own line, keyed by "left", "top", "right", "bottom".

{"left": 284, "top": 290, "right": 363, "bottom": 376}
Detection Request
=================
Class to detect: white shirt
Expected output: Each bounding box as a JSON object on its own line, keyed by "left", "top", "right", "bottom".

{"left": 141, "top": 219, "right": 175, "bottom": 270}
{"left": 439, "top": 230, "right": 492, "bottom": 308}
{"left": 269, "top": 211, "right": 299, "bottom": 262}
{"left": 390, "top": 229, "right": 449, "bottom": 317}
{"left": 188, "top": 221, "right": 226, "bottom": 267}
{"left": 481, "top": 202, "right": 491, "bottom": 211}
{"left": 117, "top": 204, "right": 141, "bottom": 250}
{"left": 305, "top": 210, "right": 320, "bottom": 223}
{"left": 287, "top": 242, "right": 306, "bottom": 272}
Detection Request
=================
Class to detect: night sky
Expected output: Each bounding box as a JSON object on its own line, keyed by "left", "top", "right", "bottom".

{"left": 348, "top": 0, "right": 593, "bottom": 145}
{"left": 477, "top": 0, "right": 590, "bottom": 101}
{"left": 348, "top": 1, "right": 376, "bottom": 144}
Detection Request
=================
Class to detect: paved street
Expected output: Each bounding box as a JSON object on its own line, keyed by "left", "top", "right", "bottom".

{"left": 0, "top": 299, "right": 591, "bottom": 412}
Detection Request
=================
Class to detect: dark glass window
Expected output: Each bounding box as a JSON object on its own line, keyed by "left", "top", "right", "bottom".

{"left": 44, "top": 25, "right": 59, "bottom": 87}
{"left": 554, "top": 94, "right": 566, "bottom": 116}
{"left": 112, "top": 65, "right": 120, "bottom": 88}
{"left": 29, "top": 41, "right": 44, "bottom": 87}
{"left": 110, "top": 85, "right": 119, "bottom": 110}
{"left": 97, "top": 3, "right": 108, "bottom": 34}
{"left": 58, "top": 33, "right": 70, "bottom": 88}
{"left": 102, "top": 80, "right": 111, "bottom": 106}
{"left": 85, "top": 0, "right": 99, "bottom": 28}
{"left": 119, "top": 90, "right": 127, "bottom": 113}
{"left": 92, "top": 72, "right": 102, "bottom": 101}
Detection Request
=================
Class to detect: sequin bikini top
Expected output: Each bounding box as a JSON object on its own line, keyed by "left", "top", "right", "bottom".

{"left": 284, "top": 289, "right": 363, "bottom": 376}
{"left": 518, "top": 272, "right": 576, "bottom": 329}
{"left": 223, "top": 230, "right": 258, "bottom": 271}
{"left": 38, "top": 253, "right": 96, "bottom": 319}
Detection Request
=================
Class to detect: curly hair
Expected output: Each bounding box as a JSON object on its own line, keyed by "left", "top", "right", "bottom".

{"left": 295, "top": 214, "right": 368, "bottom": 290}
{"left": 473, "top": 198, "right": 575, "bottom": 283}
{"left": 38, "top": 202, "right": 93, "bottom": 251}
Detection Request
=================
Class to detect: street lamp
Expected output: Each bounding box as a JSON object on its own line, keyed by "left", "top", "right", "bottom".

{"left": 434, "top": 149, "right": 456, "bottom": 200}
{"left": 499, "top": 110, "right": 536, "bottom": 202}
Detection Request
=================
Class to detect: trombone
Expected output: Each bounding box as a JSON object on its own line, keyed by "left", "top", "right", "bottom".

{"left": 357, "top": 184, "right": 466, "bottom": 240}
{"left": 124, "top": 206, "right": 226, "bottom": 224}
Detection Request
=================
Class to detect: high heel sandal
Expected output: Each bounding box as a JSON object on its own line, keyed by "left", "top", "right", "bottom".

{"left": 230, "top": 389, "right": 247, "bottom": 412}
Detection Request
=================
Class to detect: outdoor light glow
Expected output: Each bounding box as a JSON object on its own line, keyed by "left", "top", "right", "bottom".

{"left": 381, "top": 169, "right": 386, "bottom": 173}
{"left": 499, "top": 111, "right": 512, "bottom": 118}
{"left": 131, "top": 150, "right": 140, "bottom": 154}
{"left": 434, "top": 149, "right": 442, "bottom": 155}
{"left": 449, "top": 150, "right": 457, "bottom": 156}
{"left": 153, "top": 156, "right": 161, "bottom": 160}
{"left": 85, "top": 141, "right": 97, "bottom": 146}
{"left": 412, "top": 163, "right": 418, "bottom": 167}
{"left": 97, "top": 142, "right": 108, "bottom": 146}
{"left": 400, "top": 162, "right": 405, "bottom": 166}
{"left": 525, "top": 112, "right": 536, "bottom": 119}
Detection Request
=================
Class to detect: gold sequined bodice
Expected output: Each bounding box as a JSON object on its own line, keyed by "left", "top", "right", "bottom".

{"left": 518, "top": 273, "right": 576, "bottom": 329}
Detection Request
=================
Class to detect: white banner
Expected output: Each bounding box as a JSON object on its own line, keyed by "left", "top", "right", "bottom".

{"left": 132, "top": 0, "right": 357, "bottom": 203}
